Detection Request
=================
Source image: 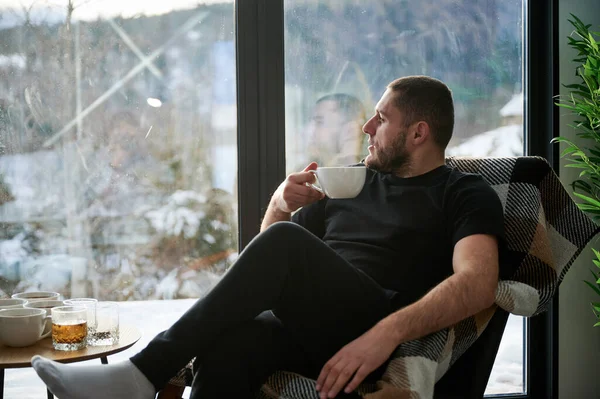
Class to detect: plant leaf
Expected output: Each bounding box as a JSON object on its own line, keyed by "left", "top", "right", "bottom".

{"left": 573, "top": 192, "right": 600, "bottom": 208}
{"left": 584, "top": 280, "right": 600, "bottom": 297}
{"left": 589, "top": 32, "right": 598, "bottom": 51}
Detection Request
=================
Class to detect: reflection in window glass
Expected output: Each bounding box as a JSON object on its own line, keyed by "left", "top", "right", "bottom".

{"left": 284, "top": 0, "right": 524, "bottom": 395}
{"left": 0, "top": 1, "right": 238, "bottom": 302}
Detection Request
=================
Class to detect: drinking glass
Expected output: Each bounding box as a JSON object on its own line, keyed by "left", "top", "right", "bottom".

{"left": 88, "top": 302, "right": 119, "bottom": 346}
{"left": 64, "top": 298, "right": 98, "bottom": 343}
{"left": 51, "top": 306, "right": 88, "bottom": 351}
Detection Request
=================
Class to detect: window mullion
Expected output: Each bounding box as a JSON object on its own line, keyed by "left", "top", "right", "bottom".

{"left": 236, "top": 0, "right": 286, "bottom": 250}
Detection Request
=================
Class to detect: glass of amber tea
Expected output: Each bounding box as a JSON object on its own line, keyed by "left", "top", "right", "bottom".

{"left": 51, "top": 306, "right": 88, "bottom": 351}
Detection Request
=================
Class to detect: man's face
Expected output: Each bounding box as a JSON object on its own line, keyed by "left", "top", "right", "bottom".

{"left": 362, "top": 89, "right": 411, "bottom": 172}
{"left": 308, "top": 100, "right": 346, "bottom": 147}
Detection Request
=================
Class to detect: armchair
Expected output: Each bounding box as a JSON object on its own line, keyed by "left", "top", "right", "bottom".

{"left": 158, "top": 156, "right": 599, "bottom": 399}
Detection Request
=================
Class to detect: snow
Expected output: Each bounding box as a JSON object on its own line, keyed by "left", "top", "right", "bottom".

{"left": 0, "top": 54, "right": 26, "bottom": 69}
{"left": 155, "top": 269, "right": 181, "bottom": 300}
{"left": 0, "top": 235, "right": 28, "bottom": 281}
{"left": 0, "top": 235, "right": 27, "bottom": 267}
{"left": 500, "top": 93, "right": 524, "bottom": 117}
{"left": 448, "top": 124, "right": 523, "bottom": 158}
{"left": 0, "top": 151, "right": 64, "bottom": 222}
{"left": 171, "top": 190, "right": 207, "bottom": 205}
{"left": 486, "top": 314, "right": 525, "bottom": 394}
{"left": 210, "top": 219, "right": 231, "bottom": 231}
{"left": 145, "top": 190, "right": 208, "bottom": 238}
{"left": 15, "top": 256, "right": 72, "bottom": 293}
{"left": 203, "top": 233, "right": 216, "bottom": 244}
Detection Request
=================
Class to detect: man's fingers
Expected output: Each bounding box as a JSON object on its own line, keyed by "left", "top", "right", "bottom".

{"left": 289, "top": 162, "right": 319, "bottom": 184}
{"left": 282, "top": 185, "right": 322, "bottom": 206}
{"left": 288, "top": 171, "right": 318, "bottom": 184}
{"left": 319, "top": 362, "right": 343, "bottom": 398}
{"left": 302, "top": 161, "right": 318, "bottom": 172}
{"left": 326, "top": 363, "right": 357, "bottom": 399}
{"left": 319, "top": 358, "right": 357, "bottom": 399}
{"left": 344, "top": 364, "right": 370, "bottom": 394}
{"left": 316, "top": 360, "right": 334, "bottom": 390}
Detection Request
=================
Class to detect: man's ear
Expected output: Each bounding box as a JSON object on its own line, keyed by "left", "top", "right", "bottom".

{"left": 412, "top": 121, "right": 430, "bottom": 145}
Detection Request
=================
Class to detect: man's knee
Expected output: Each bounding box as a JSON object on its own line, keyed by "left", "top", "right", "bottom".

{"left": 261, "top": 221, "right": 307, "bottom": 240}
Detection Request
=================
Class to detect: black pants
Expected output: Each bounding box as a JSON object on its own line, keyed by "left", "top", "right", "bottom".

{"left": 130, "top": 222, "right": 394, "bottom": 398}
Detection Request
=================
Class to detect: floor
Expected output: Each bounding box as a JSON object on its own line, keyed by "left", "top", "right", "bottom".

{"left": 3, "top": 299, "right": 524, "bottom": 398}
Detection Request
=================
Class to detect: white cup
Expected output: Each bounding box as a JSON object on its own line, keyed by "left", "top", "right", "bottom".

{"left": 0, "top": 308, "right": 52, "bottom": 347}
{"left": 24, "top": 300, "right": 67, "bottom": 314}
{"left": 0, "top": 298, "right": 28, "bottom": 310}
{"left": 12, "top": 291, "right": 61, "bottom": 303}
{"left": 311, "top": 166, "right": 366, "bottom": 199}
{"left": 24, "top": 300, "right": 65, "bottom": 335}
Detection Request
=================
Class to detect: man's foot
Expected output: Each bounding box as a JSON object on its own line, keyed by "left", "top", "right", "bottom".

{"left": 31, "top": 355, "right": 155, "bottom": 399}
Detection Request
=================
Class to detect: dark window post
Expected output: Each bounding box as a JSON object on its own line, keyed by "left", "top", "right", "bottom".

{"left": 236, "top": 0, "right": 286, "bottom": 250}
{"left": 524, "top": 0, "right": 559, "bottom": 398}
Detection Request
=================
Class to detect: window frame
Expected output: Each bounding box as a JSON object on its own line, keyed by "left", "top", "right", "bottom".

{"left": 524, "top": 0, "right": 559, "bottom": 398}
{"left": 235, "top": 0, "right": 559, "bottom": 397}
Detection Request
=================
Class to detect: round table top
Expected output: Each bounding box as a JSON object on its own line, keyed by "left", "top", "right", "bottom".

{"left": 0, "top": 325, "right": 141, "bottom": 369}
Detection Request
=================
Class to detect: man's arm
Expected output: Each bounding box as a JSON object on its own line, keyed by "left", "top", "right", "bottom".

{"left": 260, "top": 199, "right": 292, "bottom": 232}
{"left": 260, "top": 162, "right": 324, "bottom": 232}
{"left": 316, "top": 233, "right": 499, "bottom": 398}
{"left": 379, "top": 233, "right": 498, "bottom": 344}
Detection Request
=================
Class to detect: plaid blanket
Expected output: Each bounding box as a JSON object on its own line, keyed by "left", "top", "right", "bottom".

{"left": 256, "top": 156, "right": 600, "bottom": 399}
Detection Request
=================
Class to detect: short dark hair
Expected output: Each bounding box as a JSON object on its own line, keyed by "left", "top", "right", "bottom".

{"left": 387, "top": 76, "right": 454, "bottom": 149}
{"left": 316, "top": 93, "right": 366, "bottom": 123}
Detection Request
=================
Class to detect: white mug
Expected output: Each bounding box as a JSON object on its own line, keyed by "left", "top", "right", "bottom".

{"left": 12, "top": 291, "right": 61, "bottom": 303}
{"left": 310, "top": 166, "right": 366, "bottom": 199}
{"left": 24, "top": 300, "right": 66, "bottom": 312}
{"left": 0, "top": 298, "right": 28, "bottom": 310}
{"left": 0, "top": 308, "right": 51, "bottom": 347}
{"left": 24, "top": 300, "right": 65, "bottom": 335}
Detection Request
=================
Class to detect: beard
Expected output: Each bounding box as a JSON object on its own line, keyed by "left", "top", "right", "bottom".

{"left": 365, "top": 129, "right": 410, "bottom": 173}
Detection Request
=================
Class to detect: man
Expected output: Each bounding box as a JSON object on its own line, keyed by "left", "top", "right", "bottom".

{"left": 31, "top": 76, "right": 504, "bottom": 399}
{"left": 306, "top": 93, "right": 367, "bottom": 167}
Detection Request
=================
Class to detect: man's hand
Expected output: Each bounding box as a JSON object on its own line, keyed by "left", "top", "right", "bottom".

{"left": 260, "top": 162, "right": 324, "bottom": 231}
{"left": 273, "top": 162, "right": 324, "bottom": 214}
{"left": 316, "top": 322, "right": 399, "bottom": 399}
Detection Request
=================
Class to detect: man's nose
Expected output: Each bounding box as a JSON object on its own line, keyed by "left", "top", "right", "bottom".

{"left": 362, "top": 119, "right": 374, "bottom": 136}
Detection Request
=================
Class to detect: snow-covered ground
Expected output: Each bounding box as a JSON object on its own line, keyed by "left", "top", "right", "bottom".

{"left": 3, "top": 299, "right": 524, "bottom": 398}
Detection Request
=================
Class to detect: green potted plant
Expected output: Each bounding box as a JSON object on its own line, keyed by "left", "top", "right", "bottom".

{"left": 552, "top": 14, "right": 600, "bottom": 327}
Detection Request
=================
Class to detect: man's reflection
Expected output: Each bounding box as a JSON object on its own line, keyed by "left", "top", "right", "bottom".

{"left": 306, "top": 93, "right": 367, "bottom": 166}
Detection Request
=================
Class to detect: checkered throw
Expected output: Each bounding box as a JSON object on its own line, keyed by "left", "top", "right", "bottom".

{"left": 254, "top": 156, "right": 600, "bottom": 399}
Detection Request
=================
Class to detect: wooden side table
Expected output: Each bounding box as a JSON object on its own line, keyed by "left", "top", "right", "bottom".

{"left": 0, "top": 325, "right": 141, "bottom": 399}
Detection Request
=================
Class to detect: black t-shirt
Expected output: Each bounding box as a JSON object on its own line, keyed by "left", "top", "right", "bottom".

{"left": 292, "top": 165, "right": 505, "bottom": 309}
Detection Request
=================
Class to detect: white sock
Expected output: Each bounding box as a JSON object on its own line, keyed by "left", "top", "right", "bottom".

{"left": 31, "top": 355, "right": 155, "bottom": 399}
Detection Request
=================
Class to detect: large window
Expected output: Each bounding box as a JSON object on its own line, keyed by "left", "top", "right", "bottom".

{"left": 283, "top": 0, "right": 525, "bottom": 395}
{"left": 0, "top": 1, "right": 238, "bottom": 301}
